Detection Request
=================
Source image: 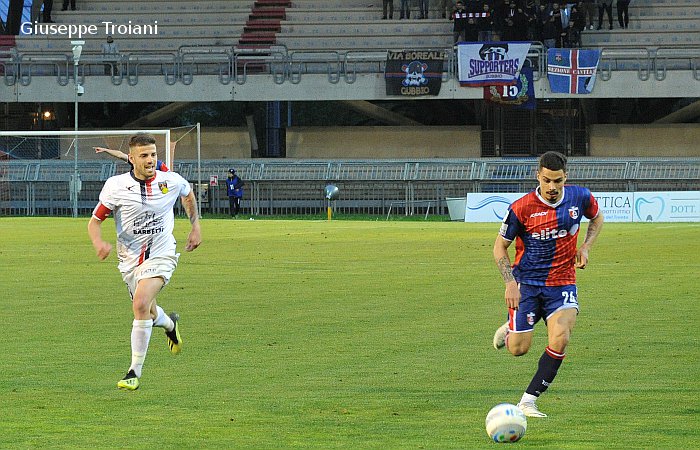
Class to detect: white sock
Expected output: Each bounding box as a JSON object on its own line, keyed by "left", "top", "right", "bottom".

{"left": 520, "top": 392, "right": 538, "bottom": 405}
{"left": 152, "top": 306, "right": 174, "bottom": 332}
{"left": 129, "top": 319, "right": 153, "bottom": 378}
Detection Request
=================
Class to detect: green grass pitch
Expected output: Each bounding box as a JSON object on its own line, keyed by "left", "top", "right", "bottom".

{"left": 1, "top": 218, "right": 698, "bottom": 448}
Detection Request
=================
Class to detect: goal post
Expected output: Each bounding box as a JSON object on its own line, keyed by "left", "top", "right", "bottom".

{"left": 0, "top": 126, "right": 201, "bottom": 217}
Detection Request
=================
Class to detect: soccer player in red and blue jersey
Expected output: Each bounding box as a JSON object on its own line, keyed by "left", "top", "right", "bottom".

{"left": 492, "top": 151, "right": 604, "bottom": 418}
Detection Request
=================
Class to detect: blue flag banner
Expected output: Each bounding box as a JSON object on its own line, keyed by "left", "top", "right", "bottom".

{"left": 457, "top": 42, "right": 531, "bottom": 86}
{"left": 483, "top": 66, "right": 536, "bottom": 109}
{"left": 547, "top": 48, "right": 601, "bottom": 94}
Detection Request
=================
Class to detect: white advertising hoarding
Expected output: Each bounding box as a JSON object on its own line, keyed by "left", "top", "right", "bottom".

{"left": 464, "top": 191, "right": 699, "bottom": 223}
{"left": 464, "top": 193, "right": 522, "bottom": 222}
{"left": 632, "top": 191, "right": 700, "bottom": 222}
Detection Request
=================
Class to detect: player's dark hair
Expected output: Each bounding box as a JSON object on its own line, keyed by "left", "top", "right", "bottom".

{"left": 129, "top": 133, "right": 157, "bottom": 149}
{"left": 539, "top": 151, "right": 567, "bottom": 172}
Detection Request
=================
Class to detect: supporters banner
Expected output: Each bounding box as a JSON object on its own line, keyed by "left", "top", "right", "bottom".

{"left": 547, "top": 48, "right": 601, "bottom": 94}
{"left": 385, "top": 50, "right": 445, "bottom": 96}
{"left": 457, "top": 42, "right": 531, "bottom": 86}
{"left": 483, "top": 66, "right": 536, "bottom": 109}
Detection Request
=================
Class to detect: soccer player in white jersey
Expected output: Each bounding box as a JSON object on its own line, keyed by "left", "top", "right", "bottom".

{"left": 88, "top": 133, "right": 201, "bottom": 391}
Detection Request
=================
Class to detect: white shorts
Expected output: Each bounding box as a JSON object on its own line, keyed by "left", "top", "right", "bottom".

{"left": 122, "top": 254, "right": 179, "bottom": 299}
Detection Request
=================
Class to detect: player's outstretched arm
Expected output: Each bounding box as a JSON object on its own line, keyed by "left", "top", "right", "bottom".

{"left": 88, "top": 217, "right": 112, "bottom": 260}
{"left": 493, "top": 235, "right": 520, "bottom": 310}
{"left": 94, "top": 147, "right": 129, "bottom": 163}
{"left": 181, "top": 190, "right": 201, "bottom": 252}
{"left": 576, "top": 213, "right": 604, "bottom": 269}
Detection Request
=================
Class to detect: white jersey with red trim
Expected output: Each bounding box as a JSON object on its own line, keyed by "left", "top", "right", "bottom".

{"left": 93, "top": 170, "right": 191, "bottom": 273}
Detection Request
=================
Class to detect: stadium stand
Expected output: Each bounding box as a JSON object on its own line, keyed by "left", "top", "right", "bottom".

{"left": 1, "top": 158, "right": 698, "bottom": 216}
{"left": 581, "top": 0, "right": 700, "bottom": 48}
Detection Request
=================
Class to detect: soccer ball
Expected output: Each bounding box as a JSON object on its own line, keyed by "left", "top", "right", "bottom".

{"left": 485, "top": 403, "right": 527, "bottom": 443}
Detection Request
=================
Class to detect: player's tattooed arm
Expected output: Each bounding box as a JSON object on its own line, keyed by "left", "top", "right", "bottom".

{"left": 576, "top": 213, "right": 604, "bottom": 269}
{"left": 181, "top": 191, "right": 199, "bottom": 225}
{"left": 583, "top": 213, "right": 604, "bottom": 247}
{"left": 497, "top": 256, "right": 516, "bottom": 283}
{"left": 181, "top": 190, "right": 201, "bottom": 251}
{"left": 493, "top": 236, "right": 516, "bottom": 284}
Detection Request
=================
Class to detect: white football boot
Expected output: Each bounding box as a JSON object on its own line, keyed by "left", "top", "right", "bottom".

{"left": 517, "top": 402, "right": 548, "bottom": 418}
{"left": 493, "top": 322, "right": 509, "bottom": 350}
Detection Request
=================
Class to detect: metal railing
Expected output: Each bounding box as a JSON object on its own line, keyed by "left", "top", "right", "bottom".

{"left": 3, "top": 44, "right": 698, "bottom": 87}
{"left": 1, "top": 158, "right": 698, "bottom": 216}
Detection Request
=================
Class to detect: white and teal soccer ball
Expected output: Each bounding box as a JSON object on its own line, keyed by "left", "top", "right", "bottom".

{"left": 485, "top": 403, "right": 527, "bottom": 443}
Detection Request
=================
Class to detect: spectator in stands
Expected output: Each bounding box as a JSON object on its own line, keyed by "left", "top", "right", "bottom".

{"left": 477, "top": 2, "right": 494, "bottom": 41}
{"left": 451, "top": 1, "right": 469, "bottom": 43}
{"left": 580, "top": 0, "right": 596, "bottom": 30}
{"left": 399, "top": 0, "right": 411, "bottom": 19}
{"left": 61, "top": 0, "right": 76, "bottom": 11}
{"left": 436, "top": 0, "right": 453, "bottom": 19}
{"left": 597, "top": 0, "right": 613, "bottom": 30}
{"left": 535, "top": 2, "right": 549, "bottom": 42}
{"left": 226, "top": 169, "right": 245, "bottom": 217}
{"left": 31, "top": 0, "right": 43, "bottom": 23}
{"left": 542, "top": 4, "right": 564, "bottom": 48}
{"left": 490, "top": 0, "right": 509, "bottom": 41}
{"left": 502, "top": 1, "right": 528, "bottom": 41}
{"left": 563, "top": 3, "right": 584, "bottom": 47}
{"left": 417, "top": 0, "right": 429, "bottom": 19}
{"left": 523, "top": 0, "right": 539, "bottom": 41}
{"left": 101, "top": 35, "right": 120, "bottom": 76}
{"left": 382, "top": 0, "right": 394, "bottom": 20}
{"left": 616, "top": 0, "right": 630, "bottom": 29}
{"left": 382, "top": 0, "right": 394, "bottom": 19}
{"left": 42, "top": 0, "right": 55, "bottom": 23}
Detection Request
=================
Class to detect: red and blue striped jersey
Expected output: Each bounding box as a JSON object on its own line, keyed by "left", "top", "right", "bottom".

{"left": 499, "top": 185, "right": 600, "bottom": 286}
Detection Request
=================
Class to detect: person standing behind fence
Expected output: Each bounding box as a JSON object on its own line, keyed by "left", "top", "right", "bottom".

{"left": 436, "top": 0, "right": 453, "bottom": 19}
{"left": 102, "top": 35, "right": 120, "bottom": 75}
{"left": 597, "top": 0, "right": 613, "bottom": 30}
{"left": 399, "top": 0, "right": 411, "bottom": 19}
{"left": 580, "top": 0, "right": 596, "bottom": 30}
{"left": 616, "top": 0, "right": 630, "bottom": 29}
{"left": 451, "top": 1, "right": 469, "bottom": 43}
{"left": 417, "top": 0, "right": 429, "bottom": 19}
{"left": 382, "top": 0, "right": 394, "bottom": 19}
{"left": 477, "top": 2, "right": 494, "bottom": 42}
{"left": 226, "top": 169, "right": 244, "bottom": 217}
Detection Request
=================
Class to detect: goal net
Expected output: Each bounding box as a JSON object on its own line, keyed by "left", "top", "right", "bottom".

{"left": 0, "top": 125, "right": 201, "bottom": 217}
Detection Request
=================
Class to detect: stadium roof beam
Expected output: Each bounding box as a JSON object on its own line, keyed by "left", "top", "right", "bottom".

{"left": 653, "top": 99, "right": 700, "bottom": 124}
{"left": 125, "top": 102, "right": 196, "bottom": 128}
{"left": 340, "top": 101, "right": 422, "bottom": 126}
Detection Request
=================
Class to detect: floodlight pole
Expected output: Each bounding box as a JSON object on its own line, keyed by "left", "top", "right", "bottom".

{"left": 71, "top": 40, "right": 84, "bottom": 218}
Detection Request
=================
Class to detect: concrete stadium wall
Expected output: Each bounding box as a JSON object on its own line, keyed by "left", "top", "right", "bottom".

{"left": 175, "top": 128, "right": 251, "bottom": 159}
{"left": 590, "top": 124, "right": 700, "bottom": 157}
{"left": 286, "top": 126, "right": 481, "bottom": 159}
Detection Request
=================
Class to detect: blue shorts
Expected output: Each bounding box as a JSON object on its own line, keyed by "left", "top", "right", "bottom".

{"left": 509, "top": 284, "right": 579, "bottom": 333}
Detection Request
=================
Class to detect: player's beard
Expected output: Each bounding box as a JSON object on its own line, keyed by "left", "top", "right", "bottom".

{"left": 134, "top": 162, "right": 155, "bottom": 180}
{"left": 542, "top": 188, "right": 560, "bottom": 203}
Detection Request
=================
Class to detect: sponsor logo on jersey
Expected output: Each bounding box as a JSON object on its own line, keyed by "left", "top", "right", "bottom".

{"left": 531, "top": 227, "right": 569, "bottom": 240}
{"left": 133, "top": 212, "right": 164, "bottom": 235}
{"left": 530, "top": 211, "right": 548, "bottom": 218}
{"left": 532, "top": 224, "right": 581, "bottom": 240}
